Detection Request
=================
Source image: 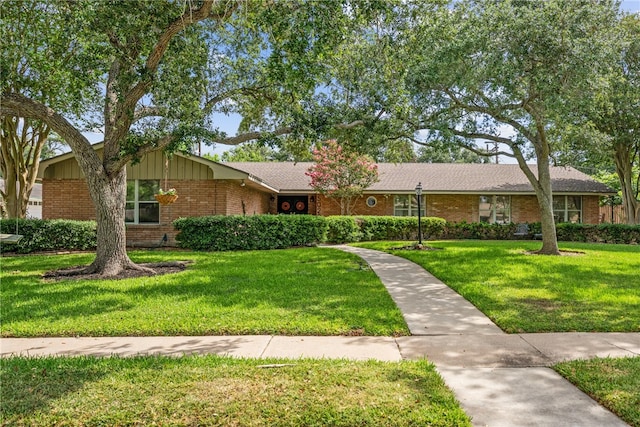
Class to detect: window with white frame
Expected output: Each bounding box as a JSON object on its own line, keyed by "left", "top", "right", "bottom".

{"left": 479, "top": 195, "right": 511, "bottom": 224}
{"left": 553, "top": 195, "right": 582, "bottom": 223}
{"left": 126, "top": 180, "right": 160, "bottom": 224}
{"left": 394, "top": 195, "right": 425, "bottom": 216}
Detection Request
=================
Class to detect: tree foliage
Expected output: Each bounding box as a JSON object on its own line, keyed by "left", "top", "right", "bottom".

{"left": 306, "top": 140, "right": 379, "bottom": 215}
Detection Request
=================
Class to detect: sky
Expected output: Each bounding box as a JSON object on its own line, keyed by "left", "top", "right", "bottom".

{"left": 622, "top": 0, "right": 640, "bottom": 12}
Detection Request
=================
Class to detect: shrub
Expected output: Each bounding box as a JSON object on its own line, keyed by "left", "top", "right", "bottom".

{"left": 437, "top": 221, "right": 639, "bottom": 244}
{"left": 357, "top": 216, "right": 446, "bottom": 241}
{"left": 173, "top": 215, "right": 327, "bottom": 251}
{"left": 0, "top": 219, "right": 97, "bottom": 254}
{"left": 325, "top": 216, "right": 362, "bottom": 243}
{"left": 556, "top": 222, "right": 640, "bottom": 244}
{"left": 440, "top": 221, "right": 518, "bottom": 240}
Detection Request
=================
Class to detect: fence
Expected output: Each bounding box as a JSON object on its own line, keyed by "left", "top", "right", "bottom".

{"left": 599, "top": 205, "right": 625, "bottom": 224}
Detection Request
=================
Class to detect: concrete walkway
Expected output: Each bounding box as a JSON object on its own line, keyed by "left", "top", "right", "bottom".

{"left": 2, "top": 245, "right": 639, "bottom": 426}
{"left": 338, "top": 246, "right": 638, "bottom": 427}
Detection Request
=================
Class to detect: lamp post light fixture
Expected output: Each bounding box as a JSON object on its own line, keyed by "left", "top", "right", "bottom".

{"left": 415, "top": 182, "right": 423, "bottom": 246}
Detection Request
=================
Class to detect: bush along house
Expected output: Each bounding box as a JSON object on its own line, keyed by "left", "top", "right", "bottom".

{"left": 38, "top": 145, "right": 614, "bottom": 247}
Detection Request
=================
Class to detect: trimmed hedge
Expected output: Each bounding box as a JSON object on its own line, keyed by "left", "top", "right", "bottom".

{"left": 325, "top": 216, "right": 362, "bottom": 243}
{"left": 0, "top": 219, "right": 97, "bottom": 254}
{"left": 556, "top": 222, "right": 640, "bottom": 244}
{"left": 173, "top": 215, "right": 328, "bottom": 251}
{"left": 325, "top": 216, "right": 447, "bottom": 244}
{"left": 438, "top": 221, "right": 639, "bottom": 244}
{"left": 439, "top": 221, "right": 521, "bottom": 240}
{"left": 2, "top": 216, "right": 636, "bottom": 254}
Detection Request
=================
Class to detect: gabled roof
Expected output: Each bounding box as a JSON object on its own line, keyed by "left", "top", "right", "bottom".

{"left": 226, "top": 162, "right": 614, "bottom": 194}
{"left": 36, "top": 143, "right": 279, "bottom": 192}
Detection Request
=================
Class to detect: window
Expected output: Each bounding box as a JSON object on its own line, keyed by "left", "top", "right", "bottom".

{"left": 126, "top": 180, "right": 160, "bottom": 224}
{"left": 553, "top": 195, "right": 582, "bottom": 223}
{"left": 394, "top": 195, "right": 425, "bottom": 216}
{"left": 366, "top": 196, "right": 377, "bottom": 207}
{"left": 479, "top": 195, "right": 510, "bottom": 224}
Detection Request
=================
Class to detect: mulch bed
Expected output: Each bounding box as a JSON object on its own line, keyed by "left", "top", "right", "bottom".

{"left": 42, "top": 261, "right": 191, "bottom": 281}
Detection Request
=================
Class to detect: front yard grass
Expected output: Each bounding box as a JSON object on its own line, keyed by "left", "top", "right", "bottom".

{"left": 0, "top": 248, "right": 409, "bottom": 337}
{"left": 555, "top": 357, "right": 640, "bottom": 427}
{"left": 355, "top": 240, "right": 640, "bottom": 333}
{"left": 0, "top": 355, "right": 471, "bottom": 427}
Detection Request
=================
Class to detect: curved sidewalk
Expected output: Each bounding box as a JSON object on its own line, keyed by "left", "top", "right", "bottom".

{"left": 337, "top": 245, "right": 638, "bottom": 427}
{"left": 1, "top": 245, "right": 638, "bottom": 426}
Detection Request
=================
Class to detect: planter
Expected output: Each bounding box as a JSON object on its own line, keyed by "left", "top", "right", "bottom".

{"left": 154, "top": 194, "right": 178, "bottom": 205}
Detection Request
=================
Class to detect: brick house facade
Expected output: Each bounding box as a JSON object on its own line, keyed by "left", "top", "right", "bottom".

{"left": 38, "top": 148, "right": 612, "bottom": 246}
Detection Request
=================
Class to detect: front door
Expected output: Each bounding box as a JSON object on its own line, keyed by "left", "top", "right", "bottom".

{"left": 277, "top": 196, "right": 308, "bottom": 214}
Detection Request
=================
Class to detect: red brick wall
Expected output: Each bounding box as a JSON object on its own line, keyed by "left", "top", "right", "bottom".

{"left": 511, "top": 195, "right": 541, "bottom": 223}
{"left": 42, "top": 178, "right": 270, "bottom": 247}
{"left": 42, "top": 179, "right": 94, "bottom": 220}
{"left": 583, "top": 196, "right": 600, "bottom": 224}
{"left": 316, "top": 193, "right": 602, "bottom": 224}
{"left": 427, "top": 194, "right": 477, "bottom": 222}
{"left": 317, "top": 194, "right": 395, "bottom": 216}
{"left": 218, "top": 181, "right": 271, "bottom": 215}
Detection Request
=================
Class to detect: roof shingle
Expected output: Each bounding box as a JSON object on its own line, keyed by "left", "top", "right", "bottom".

{"left": 224, "top": 162, "right": 613, "bottom": 194}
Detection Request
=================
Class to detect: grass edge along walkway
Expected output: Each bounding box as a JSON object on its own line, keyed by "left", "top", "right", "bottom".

{"left": 354, "top": 240, "right": 640, "bottom": 333}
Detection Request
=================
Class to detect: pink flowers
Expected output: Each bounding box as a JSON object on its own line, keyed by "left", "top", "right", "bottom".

{"left": 306, "top": 140, "right": 379, "bottom": 214}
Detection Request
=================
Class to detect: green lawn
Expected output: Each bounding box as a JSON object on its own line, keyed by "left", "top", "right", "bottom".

{"left": 555, "top": 357, "right": 640, "bottom": 427}
{"left": 0, "top": 355, "right": 471, "bottom": 427}
{"left": 0, "top": 248, "right": 409, "bottom": 337}
{"left": 354, "top": 240, "right": 640, "bottom": 333}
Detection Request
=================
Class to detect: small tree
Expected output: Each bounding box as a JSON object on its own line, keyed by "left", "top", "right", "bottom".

{"left": 306, "top": 140, "right": 379, "bottom": 215}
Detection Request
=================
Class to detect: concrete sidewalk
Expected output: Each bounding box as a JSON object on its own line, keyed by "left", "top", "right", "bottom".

{"left": 3, "top": 333, "right": 638, "bottom": 365}
{"left": 1, "top": 245, "right": 638, "bottom": 426}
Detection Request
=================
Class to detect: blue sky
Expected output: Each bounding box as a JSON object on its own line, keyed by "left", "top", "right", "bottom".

{"left": 621, "top": 0, "right": 640, "bottom": 12}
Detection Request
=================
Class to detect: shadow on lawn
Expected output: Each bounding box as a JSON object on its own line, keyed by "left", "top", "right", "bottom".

{"left": 1, "top": 248, "right": 408, "bottom": 337}
{"left": 0, "top": 356, "right": 109, "bottom": 419}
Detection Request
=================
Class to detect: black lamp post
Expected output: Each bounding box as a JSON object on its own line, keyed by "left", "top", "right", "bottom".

{"left": 415, "top": 182, "right": 423, "bottom": 245}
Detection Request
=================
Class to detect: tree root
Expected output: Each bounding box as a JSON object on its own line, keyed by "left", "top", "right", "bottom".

{"left": 43, "top": 260, "right": 191, "bottom": 281}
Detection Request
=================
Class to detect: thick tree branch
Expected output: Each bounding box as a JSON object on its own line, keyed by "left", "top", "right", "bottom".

{"left": 335, "top": 120, "right": 366, "bottom": 129}
{"left": 133, "top": 106, "right": 167, "bottom": 121}
{"left": 217, "top": 126, "right": 293, "bottom": 145}
{"left": 0, "top": 93, "right": 102, "bottom": 174}
{"left": 443, "top": 88, "right": 536, "bottom": 141}
{"left": 109, "top": 134, "right": 178, "bottom": 172}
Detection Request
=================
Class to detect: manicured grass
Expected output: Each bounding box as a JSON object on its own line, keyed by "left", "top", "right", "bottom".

{"left": 354, "top": 240, "right": 640, "bottom": 333}
{"left": 0, "top": 248, "right": 409, "bottom": 337}
{"left": 0, "top": 355, "right": 471, "bottom": 426}
{"left": 555, "top": 357, "right": 640, "bottom": 427}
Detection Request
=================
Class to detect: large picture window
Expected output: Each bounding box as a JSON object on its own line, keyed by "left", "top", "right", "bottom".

{"left": 479, "top": 195, "right": 511, "bottom": 224}
{"left": 126, "top": 180, "right": 160, "bottom": 224}
{"left": 394, "top": 195, "right": 425, "bottom": 216}
{"left": 553, "top": 195, "right": 582, "bottom": 223}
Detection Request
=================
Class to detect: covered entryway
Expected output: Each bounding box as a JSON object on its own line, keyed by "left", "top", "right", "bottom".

{"left": 277, "top": 195, "right": 308, "bottom": 214}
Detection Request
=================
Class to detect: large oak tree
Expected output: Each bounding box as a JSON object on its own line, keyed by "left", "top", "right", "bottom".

{"left": 1, "top": 0, "right": 381, "bottom": 275}
{"left": 400, "top": 0, "right": 620, "bottom": 254}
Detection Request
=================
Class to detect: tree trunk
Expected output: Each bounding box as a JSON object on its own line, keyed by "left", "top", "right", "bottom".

{"left": 513, "top": 139, "right": 560, "bottom": 255}
{"left": 532, "top": 162, "right": 560, "bottom": 254}
{"left": 84, "top": 168, "right": 153, "bottom": 277}
{"left": 613, "top": 143, "right": 639, "bottom": 224}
